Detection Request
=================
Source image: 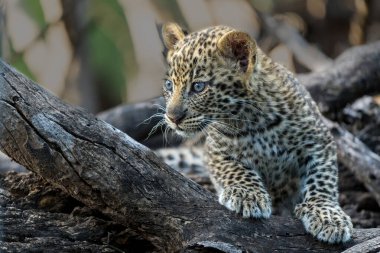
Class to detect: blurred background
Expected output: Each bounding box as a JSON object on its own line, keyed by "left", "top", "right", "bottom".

{"left": 0, "top": 0, "right": 379, "bottom": 113}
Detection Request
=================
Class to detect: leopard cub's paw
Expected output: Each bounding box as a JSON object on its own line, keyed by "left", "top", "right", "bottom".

{"left": 295, "top": 201, "right": 353, "bottom": 244}
{"left": 219, "top": 185, "right": 272, "bottom": 218}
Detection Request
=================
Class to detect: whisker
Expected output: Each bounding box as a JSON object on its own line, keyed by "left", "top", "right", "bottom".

{"left": 203, "top": 119, "right": 241, "bottom": 138}
{"left": 138, "top": 113, "right": 165, "bottom": 126}
{"left": 152, "top": 103, "right": 166, "bottom": 111}
{"left": 145, "top": 119, "right": 165, "bottom": 141}
{"left": 201, "top": 124, "right": 218, "bottom": 147}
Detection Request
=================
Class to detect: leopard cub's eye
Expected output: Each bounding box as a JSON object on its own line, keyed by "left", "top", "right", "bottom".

{"left": 164, "top": 80, "right": 173, "bottom": 92}
{"left": 191, "top": 82, "right": 206, "bottom": 93}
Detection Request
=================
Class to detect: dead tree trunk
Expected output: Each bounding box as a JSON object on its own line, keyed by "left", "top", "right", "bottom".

{"left": 324, "top": 119, "right": 380, "bottom": 206}
{"left": 298, "top": 41, "right": 380, "bottom": 113}
{"left": 1, "top": 61, "right": 380, "bottom": 252}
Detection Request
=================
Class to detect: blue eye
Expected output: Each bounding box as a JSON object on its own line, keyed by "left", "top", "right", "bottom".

{"left": 192, "top": 82, "right": 206, "bottom": 93}
{"left": 164, "top": 80, "right": 173, "bottom": 91}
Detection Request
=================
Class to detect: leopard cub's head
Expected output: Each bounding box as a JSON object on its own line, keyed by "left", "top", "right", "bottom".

{"left": 160, "top": 23, "right": 257, "bottom": 136}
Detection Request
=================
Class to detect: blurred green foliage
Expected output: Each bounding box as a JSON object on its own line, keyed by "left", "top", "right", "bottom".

{"left": 20, "top": 0, "right": 47, "bottom": 29}
{"left": 8, "top": 0, "right": 44, "bottom": 81}
{"left": 9, "top": 53, "right": 36, "bottom": 81}
{"left": 87, "top": 0, "right": 136, "bottom": 105}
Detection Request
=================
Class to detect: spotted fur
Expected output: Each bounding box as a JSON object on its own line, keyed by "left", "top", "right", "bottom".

{"left": 158, "top": 23, "right": 353, "bottom": 243}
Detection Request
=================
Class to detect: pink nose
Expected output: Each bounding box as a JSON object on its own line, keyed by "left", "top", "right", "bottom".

{"left": 167, "top": 111, "right": 186, "bottom": 125}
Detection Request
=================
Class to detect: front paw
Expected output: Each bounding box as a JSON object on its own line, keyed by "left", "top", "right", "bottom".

{"left": 295, "top": 201, "right": 353, "bottom": 243}
{"left": 219, "top": 185, "right": 272, "bottom": 218}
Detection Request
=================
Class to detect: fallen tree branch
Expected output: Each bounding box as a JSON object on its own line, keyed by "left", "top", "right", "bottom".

{"left": 259, "top": 16, "right": 380, "bottom": 113}
{"left": 324, "top": 119, "right": 380, "bottom": 207}
{"left": 341, "top": 236, "right": 380, "bottom": 253}
{"left": 299, "top": 41, "right": 380, "bottom": 113}
{"left": 0, "top": 174, "right": 114, "bottom": 252}
{"left": 1, "top": 61, "right": 379, "bottom": 251}
{"left": 260, "top": 14, "right": 333, "bottom": 71}
{"left": 0, "top": 171, "right": 152, "bottom": 252}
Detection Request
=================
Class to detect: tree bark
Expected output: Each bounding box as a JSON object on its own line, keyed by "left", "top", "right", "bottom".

{"left": 1, "top": 61, "right": 380, "bottom": 252}
{"left": 0, "top": 173, "right": 115, "bottom": 252}
{"left": 341, "top": 236, "right": 380, "bottom": 253}
{"left": 324, "top": 119, "right": 380, "bottom": 207}
{"left": 260, "top": 14, "right": 333, "bottom": 71}
{"left": 299, "top": 41, "right": 380, "bottom": 114}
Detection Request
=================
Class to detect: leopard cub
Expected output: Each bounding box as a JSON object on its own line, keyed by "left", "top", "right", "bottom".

{"left": 159, "top": 23, "right": 352, "bottom": 243}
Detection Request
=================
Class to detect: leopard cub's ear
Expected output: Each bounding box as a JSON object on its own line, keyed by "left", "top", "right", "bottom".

{"left": 161, "top": 22, "right": 185, "bottom": 51}
{"left": 217, "top": 31, "right": 257, "bottom": 74}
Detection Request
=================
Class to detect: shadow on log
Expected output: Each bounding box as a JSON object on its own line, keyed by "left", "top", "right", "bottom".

{"left": 1, "top": 60, "right": 380, "bottom": 252}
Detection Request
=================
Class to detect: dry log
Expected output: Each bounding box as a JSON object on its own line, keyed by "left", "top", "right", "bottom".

{"left": 1, "top": 61, "right": 380, "bottom": 252}
{"left": 260, "top": 14, "right": 333, "bottom": 71}
{"left": 324, "top": 119, "right": 380, "bottom": 207}
{"left": 341, "top": 96, "right": 380, "bottom": 154}
{"left": 299, "top": 41, "right": 380, "bottom": 113}
{"left": 0, "top": 171, "right": 154, "bottom": 252}
{"left": 260, "top": 16, "right": 380, "bottom": 113}
{"left": 0, "top": 181, "right": 114, "bottom": 252}
{"left": 341, "top": 236, "right": 380, "bottom": 253}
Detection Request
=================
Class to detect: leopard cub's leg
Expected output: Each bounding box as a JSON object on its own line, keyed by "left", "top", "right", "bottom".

{"left": 295, "top": 149, "right": 353, "bottom": 243}
{"left": 208, "top": 158, "right": 272, "bottom": 218}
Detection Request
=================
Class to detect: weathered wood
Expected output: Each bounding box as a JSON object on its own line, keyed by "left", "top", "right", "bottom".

{"left": 341, "top": 236, "right": 380, "bottom": 253}
{"left": 0, "top": 171, "right": 154, "bottom": 252}
{"left": 324, "top": 119, "right": 380, "bottom": 207}
{"left": 1, "top": 61, "right": 380, "bottom": 252}
{"left": 260, "top": 14, "right": 333, "bottom": 71}
{"left": 299, "top": 41, "right": 380, "bottom": 113}
{"left": 341, "top": 96, "right": 380, "bottom": 154}
{"left": 0, "top": 180, "right": 115, "bottom": 252}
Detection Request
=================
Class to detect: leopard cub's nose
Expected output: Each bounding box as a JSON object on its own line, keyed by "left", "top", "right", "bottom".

{"left": 167, "top": 110, "right": 187, "bottom": 125}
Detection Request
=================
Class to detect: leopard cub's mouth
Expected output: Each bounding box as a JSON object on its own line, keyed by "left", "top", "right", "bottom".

{"left": 164, "top": 114, "right": 209, "bottom": 137}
